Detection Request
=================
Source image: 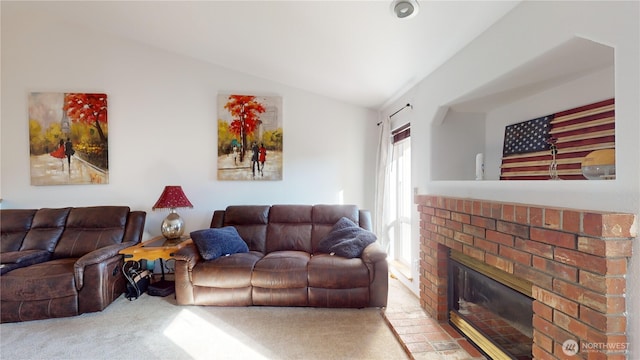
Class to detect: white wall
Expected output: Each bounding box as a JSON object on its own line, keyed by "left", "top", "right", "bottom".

{"left": 385, "top": 1, "right": 640, "bottom": 356}
{"left": 0, "top": 4, "right": 378, "bottom": 236}
{"left": 431, "top": 110, "right": 485, "bottom": 181}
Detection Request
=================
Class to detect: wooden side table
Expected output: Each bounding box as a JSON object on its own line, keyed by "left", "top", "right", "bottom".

{"left": 119, "top": 235, "right": 192, "bottom": 296}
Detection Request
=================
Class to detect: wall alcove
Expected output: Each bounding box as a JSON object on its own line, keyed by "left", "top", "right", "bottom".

{"left": 430, "top": 37, "right": 615, "bottom": 181}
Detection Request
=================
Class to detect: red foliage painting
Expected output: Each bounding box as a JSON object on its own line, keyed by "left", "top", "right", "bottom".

{"left": 217, "top": 94, "right": 283, "bottom": 180}
{"left": 29, "top": 92, "right": 109, "bottom": 185}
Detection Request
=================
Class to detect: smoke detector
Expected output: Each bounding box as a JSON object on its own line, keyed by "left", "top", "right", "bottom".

{"left": 391, "top": 0, "right": 419, "bottom": 19}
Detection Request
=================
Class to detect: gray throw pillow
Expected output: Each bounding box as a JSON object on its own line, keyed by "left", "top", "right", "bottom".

{"left": 190, "top": 227, "right": 249, "bottom": 261}
{"left": 329, "top": 235, "right": 377, "bottom": 258}
{"left": 318, "top": 217, "right": 376, "bottom": 258}
{"left": 317, "top": 217, "right": 359, "bottom": 253}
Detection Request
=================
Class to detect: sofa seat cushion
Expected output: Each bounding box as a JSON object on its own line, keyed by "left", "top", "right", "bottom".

{"left": 1, "top": 258, "right": 77, "bottom": 301}
{"left": 252, "top": 251, "right": 310, "bottom": 288}
{"left": 308, "top": 254, "right": 370, "bottom": 289}
{"left": 191, "top": 251, "right": 262, "bottom": 288}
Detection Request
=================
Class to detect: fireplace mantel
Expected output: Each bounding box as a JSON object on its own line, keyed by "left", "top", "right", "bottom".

{"left": 416, "top": 195, "right": 636, "bottom": 359}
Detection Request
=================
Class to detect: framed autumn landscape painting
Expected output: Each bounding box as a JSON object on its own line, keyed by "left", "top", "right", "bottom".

{"left": 217, "top": 94, "right": 283, "bottom": 180}
{"left": 29, "top": 92, "right": 109, "bottom": 185}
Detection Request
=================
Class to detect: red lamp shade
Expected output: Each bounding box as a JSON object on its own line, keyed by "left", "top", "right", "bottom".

{"left": 152, "top": 186, "right": 193, "bottom": 210}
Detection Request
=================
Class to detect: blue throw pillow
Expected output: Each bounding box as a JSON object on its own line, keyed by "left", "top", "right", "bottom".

{"left": 190, "top": 227, "right": 249, "bottom": 261}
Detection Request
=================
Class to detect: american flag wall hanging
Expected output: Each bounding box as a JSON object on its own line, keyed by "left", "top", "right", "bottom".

{"left": 500, "top": 98, "right": 615, "bottom": 180}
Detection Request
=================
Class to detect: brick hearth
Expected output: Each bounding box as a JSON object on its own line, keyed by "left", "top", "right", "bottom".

{"left": 416, "top": 195, "right": 636, "bottom": 359}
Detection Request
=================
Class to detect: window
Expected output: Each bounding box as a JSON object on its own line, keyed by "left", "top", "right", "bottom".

{"left": 388, "top": 124, "right": 411, "bottom": 275}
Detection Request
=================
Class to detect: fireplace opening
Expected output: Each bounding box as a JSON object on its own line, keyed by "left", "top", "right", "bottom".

{"left": 448, "top": 251, "right": 534, "bottom": 360}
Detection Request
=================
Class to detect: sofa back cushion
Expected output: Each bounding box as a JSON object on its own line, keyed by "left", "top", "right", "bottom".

{"left": 53, "top": 206, "right": 130, "bottom": 259}
{"left": 216, "top": 205, "right": 366, "bottom": 255}
{"left": 222, "top": 206, "right": 270, "bottom": 253}
{"left": 1, "top": 209, "right": 38, "bottom": 252}
{"left": 310, "top": 205, "right": 359, "bottom": 252}
{"left": 266, "top": 205, "right": 313, "bottom": 253}
{"left": 21, "top": 208, "right": 71, "bottom": 252}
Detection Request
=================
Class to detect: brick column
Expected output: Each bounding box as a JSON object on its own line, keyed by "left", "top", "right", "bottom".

{"left": 416, "top": 194, "right": 636, "bottom": 360}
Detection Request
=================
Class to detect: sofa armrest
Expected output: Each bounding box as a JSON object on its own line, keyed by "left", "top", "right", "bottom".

{"left": 361, "top": 241, "right": 388, "bottom": 307}
{"left": 73, "top": 241, "right": 137, "bottom": 290}
{"left": 173, "top": 243, "right": 201, "bottom": 271}
{"left": 361, "top": 241, "right": 387, "bottom": 264}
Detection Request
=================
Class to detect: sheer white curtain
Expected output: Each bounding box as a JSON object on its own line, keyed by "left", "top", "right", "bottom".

{"left": 374, "top": 117, "right": 392, "bottom": 252}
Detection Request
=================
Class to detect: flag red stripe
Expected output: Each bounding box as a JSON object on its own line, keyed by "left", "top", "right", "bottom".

{"left": 553, "top": 98, "right": 615, "bottom": 118}
{"left": 552, "top": 110, "right": 614, "bottom": 127}
{"left": 558, "top": 136, "right": 616, "bottom": 148}
{"left": 552, "top": 122, "right": 614, "bottom": 137}
{"left": 556, "top": 151, "right": 598, "bottom": 160}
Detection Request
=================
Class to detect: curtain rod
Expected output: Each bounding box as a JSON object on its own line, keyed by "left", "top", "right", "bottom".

{"left": 377, "top": 103, "right": 412, "bottom": 126}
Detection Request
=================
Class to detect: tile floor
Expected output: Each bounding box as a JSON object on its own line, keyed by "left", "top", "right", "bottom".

{"left": 383, "top": 276, "right": 487, "bottom": 360}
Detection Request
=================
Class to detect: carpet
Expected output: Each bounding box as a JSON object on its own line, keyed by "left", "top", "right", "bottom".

{"left": 0, "top": 293, "right": 408, "bottom": 360}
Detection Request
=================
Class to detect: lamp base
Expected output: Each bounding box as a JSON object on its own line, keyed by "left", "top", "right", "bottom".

{"left": 161, "top": 210, "right": 185, "bottom": 239}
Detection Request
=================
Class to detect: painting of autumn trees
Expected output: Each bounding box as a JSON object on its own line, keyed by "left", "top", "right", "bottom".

{"left": 29, "top": 92, "right": 109, "bottom": 185}
{"left": 217, "top": 94, "right": 283, "bottom": 180}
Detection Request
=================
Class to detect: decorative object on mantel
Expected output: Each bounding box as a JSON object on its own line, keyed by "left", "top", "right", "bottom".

{"left": 475, "top": 153, "right": 484, "bottom": 180}
{"left": 29, "top": 92, "right": 110, "bottom": 186}
{"left": 217, "top": 94, "right": 283, "bottom": 181}
{"left": 546, "top": 136, "right": 559, "bottom": 180}
{"left": 152, "top": 185, "right": 193, "bottom": 239}
{"left": 500, "top": 98, "right": 615, "bottom": 180}
{"left": 581, "top": 148, "right": 615, "bottom": 179}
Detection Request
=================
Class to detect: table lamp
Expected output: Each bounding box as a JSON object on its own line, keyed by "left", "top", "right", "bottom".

{"left": 152, "top": 186, "right": 193, "bottom": 239}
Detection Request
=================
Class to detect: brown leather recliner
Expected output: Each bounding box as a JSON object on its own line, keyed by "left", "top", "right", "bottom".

{"left": 174, "top": 204, "right": 388, "bottom": 308}
{"left": 0, "top": 206, "right": 146, "bottom": 323}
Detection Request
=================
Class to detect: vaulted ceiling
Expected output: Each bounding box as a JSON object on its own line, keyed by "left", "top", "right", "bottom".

{"left": 11, "top": 1, "right": 521, "bottom": 109}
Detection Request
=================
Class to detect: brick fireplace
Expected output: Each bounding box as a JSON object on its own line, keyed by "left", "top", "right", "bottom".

{"left": 416, "top": 195, "right": 636, "bottom": 359}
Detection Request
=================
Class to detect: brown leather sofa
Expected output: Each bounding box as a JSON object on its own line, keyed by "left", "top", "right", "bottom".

{"left": 174, "top": 204, "right": 388, "bottom": 308}
{"left": 0, "top": 206, "right": 146, "bottom": 322}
